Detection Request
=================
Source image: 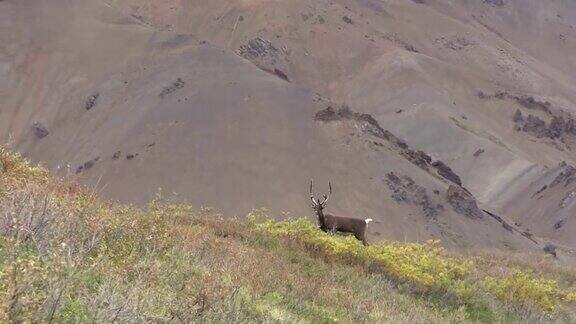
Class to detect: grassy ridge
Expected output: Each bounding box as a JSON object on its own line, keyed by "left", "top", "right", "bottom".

{"left": 1, "top": 148, "right": 575, "bottom": 322}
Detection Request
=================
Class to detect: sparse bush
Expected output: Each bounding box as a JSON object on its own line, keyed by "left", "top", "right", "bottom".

{"left": 484, "top": 269, "right": 560, "bottom": 311}
{"left": 0, "top": 147, "right": 575, "bottom": 322}
{"left": 252, "top": 217, "right": 471, "bottom": 294}
{"left": 565, "top": 292, "right": 576, "bottom": 303}
{"left": 0, "top": 148, "right": 48, "bottom": 185}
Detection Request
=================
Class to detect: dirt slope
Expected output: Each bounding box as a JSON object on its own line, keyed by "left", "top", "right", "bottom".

{"left": 2, "top": 0, "right": 576, "bottom": 254}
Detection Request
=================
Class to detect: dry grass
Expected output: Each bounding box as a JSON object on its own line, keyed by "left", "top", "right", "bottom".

{"left": 0, "top": 148, "right": 575, "bottom": 323}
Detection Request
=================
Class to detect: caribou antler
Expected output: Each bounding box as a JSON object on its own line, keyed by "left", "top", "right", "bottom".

{"left": 320, "top": 182, "right": 332, "bottom": 205}
{"left": 310, "top": 180, "right": 332, "bottom": 206}
{"left": 310, "top": 180, "right": 318, "bottom": 205}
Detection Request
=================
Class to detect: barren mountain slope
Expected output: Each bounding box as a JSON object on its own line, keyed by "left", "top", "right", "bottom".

{"left": 2, "top": 0, "right": 576, "bottom": 255}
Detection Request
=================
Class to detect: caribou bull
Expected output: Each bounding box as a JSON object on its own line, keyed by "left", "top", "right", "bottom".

{"left": 310, "top": 181, "right": 372, "bottom": 246}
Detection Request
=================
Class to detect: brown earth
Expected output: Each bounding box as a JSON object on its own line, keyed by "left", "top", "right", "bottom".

{"left": 3, "top": 0, "right": 576, "bottom": 257}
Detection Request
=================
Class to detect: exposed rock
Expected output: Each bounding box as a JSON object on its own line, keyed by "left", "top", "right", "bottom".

{"left": 549, "top": 116, "right": 566, "bottom": 138}
{"left": 383, "top": 32, "right": 419, "bottom": 53}
{"left": 301, "top": 13, "right": 313, "bottom": 22}
{"left": 76, "top": 157, "right": 100, "bottom": 174}
{"left": 494, "top": 91, "right": 507, "bottom": 100}
{"left": 437, "top": 35, "right": 475, "bottom": 51}
{"left": 477, "top": 91, "right": 489, "bottom": 99}
{"left": 403, "top": 44, "right": 419, "bottom": 53}
{"left": 316, "top": 105, "right": 464, "bottom": 187}
{"left": 112, "top": 151, "right": 121, "bottom": 160}
{"left": 515, "top": 96, "right": 552, "bottom": 114}
{"left": 531, "top": 185, "right": 547, "bottom": 198}
{"left": 342, "top": 16, "right": 353, "bottom": 24}
{"left": 515, "top": 113, "right": 576, "bottom": 141}
{"left": 315, "top": 106, "right": 393, "bottom": 141}
{"left": 521, "top": 230, "right": 537, "bottom": 243}
{"left": 238, "top": 37, "right": 289, "bottom": 81}
{"left": 447, "top": 185, "right": 483, "bottom": 219}
{"left": 554, "top": 219, "right": 566, "bottom": 230}
{"left": 159, "top": 78, "right": 185, "bottom": 98}
{"left": 316, "top": 107, "right": 406, "bottom": 153}
{"left": 501, "top": 221, "right": 514, "bottom": 232}
{"left": 543, "top": 243, "right": 557, "bottom": 258}
{"left": 238, "top": 37, "right": 280, "bottom": 65}
{"left": 479, "top": 91, "right": 552, "bottom": 115}
{"left": 498, "top": 92, "right": 576, "bottom": 142}
{"left": 484, "top": 0, "right": 504, "bottom": 6}
{"left": 512, "top": 109, "right": 523, "bottom": 123}
{"left": 314, "top": 106, "right": 340, "bottom": 122}
{"left": 84, "top": 93, "right": 99, "bottom": 110}
{"left": 432, "top": 161, "right": 462, "bottom": 186}
{"left": 550, "top": 162, "right": 576, "bottom": 188}
{"left": 403, "top": 149, "right": 432, "bottom": 170}
{"left": 145, "top": 143, "right": 156, "bottom": 151}
{"left": 473, "top": 149, "right": 485, "bottom": 157}
{"left": 32, "top": 122, "right": 49, "bottom": 139}
{"left": 522, "top": 115, "right": 549, "bottom": 138}
{"left": 273, "top": 68, "right": 289, "bottom": 82}
{"left": 559, "top": 191, "right": 576, "bottom": 208}
{"left": 386, "top": 172, "right": 443, "bottom": 218}
{"left": 482, "top": 209, "right": 513, "bottom": 232}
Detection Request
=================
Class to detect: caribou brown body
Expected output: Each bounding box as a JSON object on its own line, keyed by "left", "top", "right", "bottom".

{"left": 310, "top": 181, "right": 373, "bottom": 246}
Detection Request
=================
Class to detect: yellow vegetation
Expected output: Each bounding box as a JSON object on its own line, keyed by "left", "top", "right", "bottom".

{"left": 484, "top": 269, "right": 559, "bottom": 311}
{"left": 0, "top": 148, "right": 48, "bottom": 184}
{"left": 1, "top": 147, "right": 575, "bottom": 322}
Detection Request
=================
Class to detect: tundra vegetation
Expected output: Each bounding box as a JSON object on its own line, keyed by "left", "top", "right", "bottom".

{"left": 0, "top": 147, "right": 575, "bottom": 322}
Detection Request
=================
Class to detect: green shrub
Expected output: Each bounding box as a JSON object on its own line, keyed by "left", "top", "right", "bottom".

{"left": 252, "top": 217, "right": 472, "bottom": 297}
{"left": 0, "top": 147, "right": 48, "bottom": 184}
{"left": 485, "top": 269, "right": 560, "bottom": 311}
{"left": 1, "top": 148, "right": 575, "bottom": 322}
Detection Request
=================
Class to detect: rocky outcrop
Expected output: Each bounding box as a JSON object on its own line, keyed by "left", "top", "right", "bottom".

{"left": 432, "top": 161, "right": 462, "bottom": 186}
{"left": 482, "top": 209, "right": 513, "bottom": 232}
{"left": 550, "top": 162, "right": 576, "bottom": 188}
{"left": 315, "top": 106, "right": 463, "bottom": 186}
{"left": 85, "top": 93, "right": 99, "bottom": 110}
{"left": 404, "top": 149, "right": 432, "bottom": 170}
{"left": 238, "top": 37, "right": 280, "bottom": 66}
{"left": 386, "top": 172, "right": 444, "bottom": 219}
{"left": 159, "top": 78, "right": 185, "bottom": 98}
{"left": 76, "top": 157, "right": 100, "bottom": 174}
{"left": 512, "top": 110, "right": 576, "bottom": 140}
{"left": 484, "top": 0, "right": 504, "bottom": 6}
{"left": 446, "top": 185, "right": 484, "bottom": 219}
{"left": 316, "top": 106, "right": 496, "bottom": 221}
{"left": 480, "top": 91, "right": 576, "bottom": 144}
{"left": 520, "top": 114, "right": 549, "bottom": 138}
{"left": 478, "top": 91, "right": 552, "bottom": 114}
{"left": 559, "top": 191, "right": 576, "bottom": 208}
{"left": 543, "top": 243, "right": 557, "bottom": 258}
{"left": 512, "top": 109, "right": 524, "bottom": 123}
{"left": 554, "top": 219, "right": 566, "bottom": 230}
{"left": 32, "top": 122, "right": 49, "bottom": 139}
{"left": 515, "top": 96, "right": 552, "bottom": 114}
{"left": 238, "top": 37, "right": 289, "bottom": 82}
